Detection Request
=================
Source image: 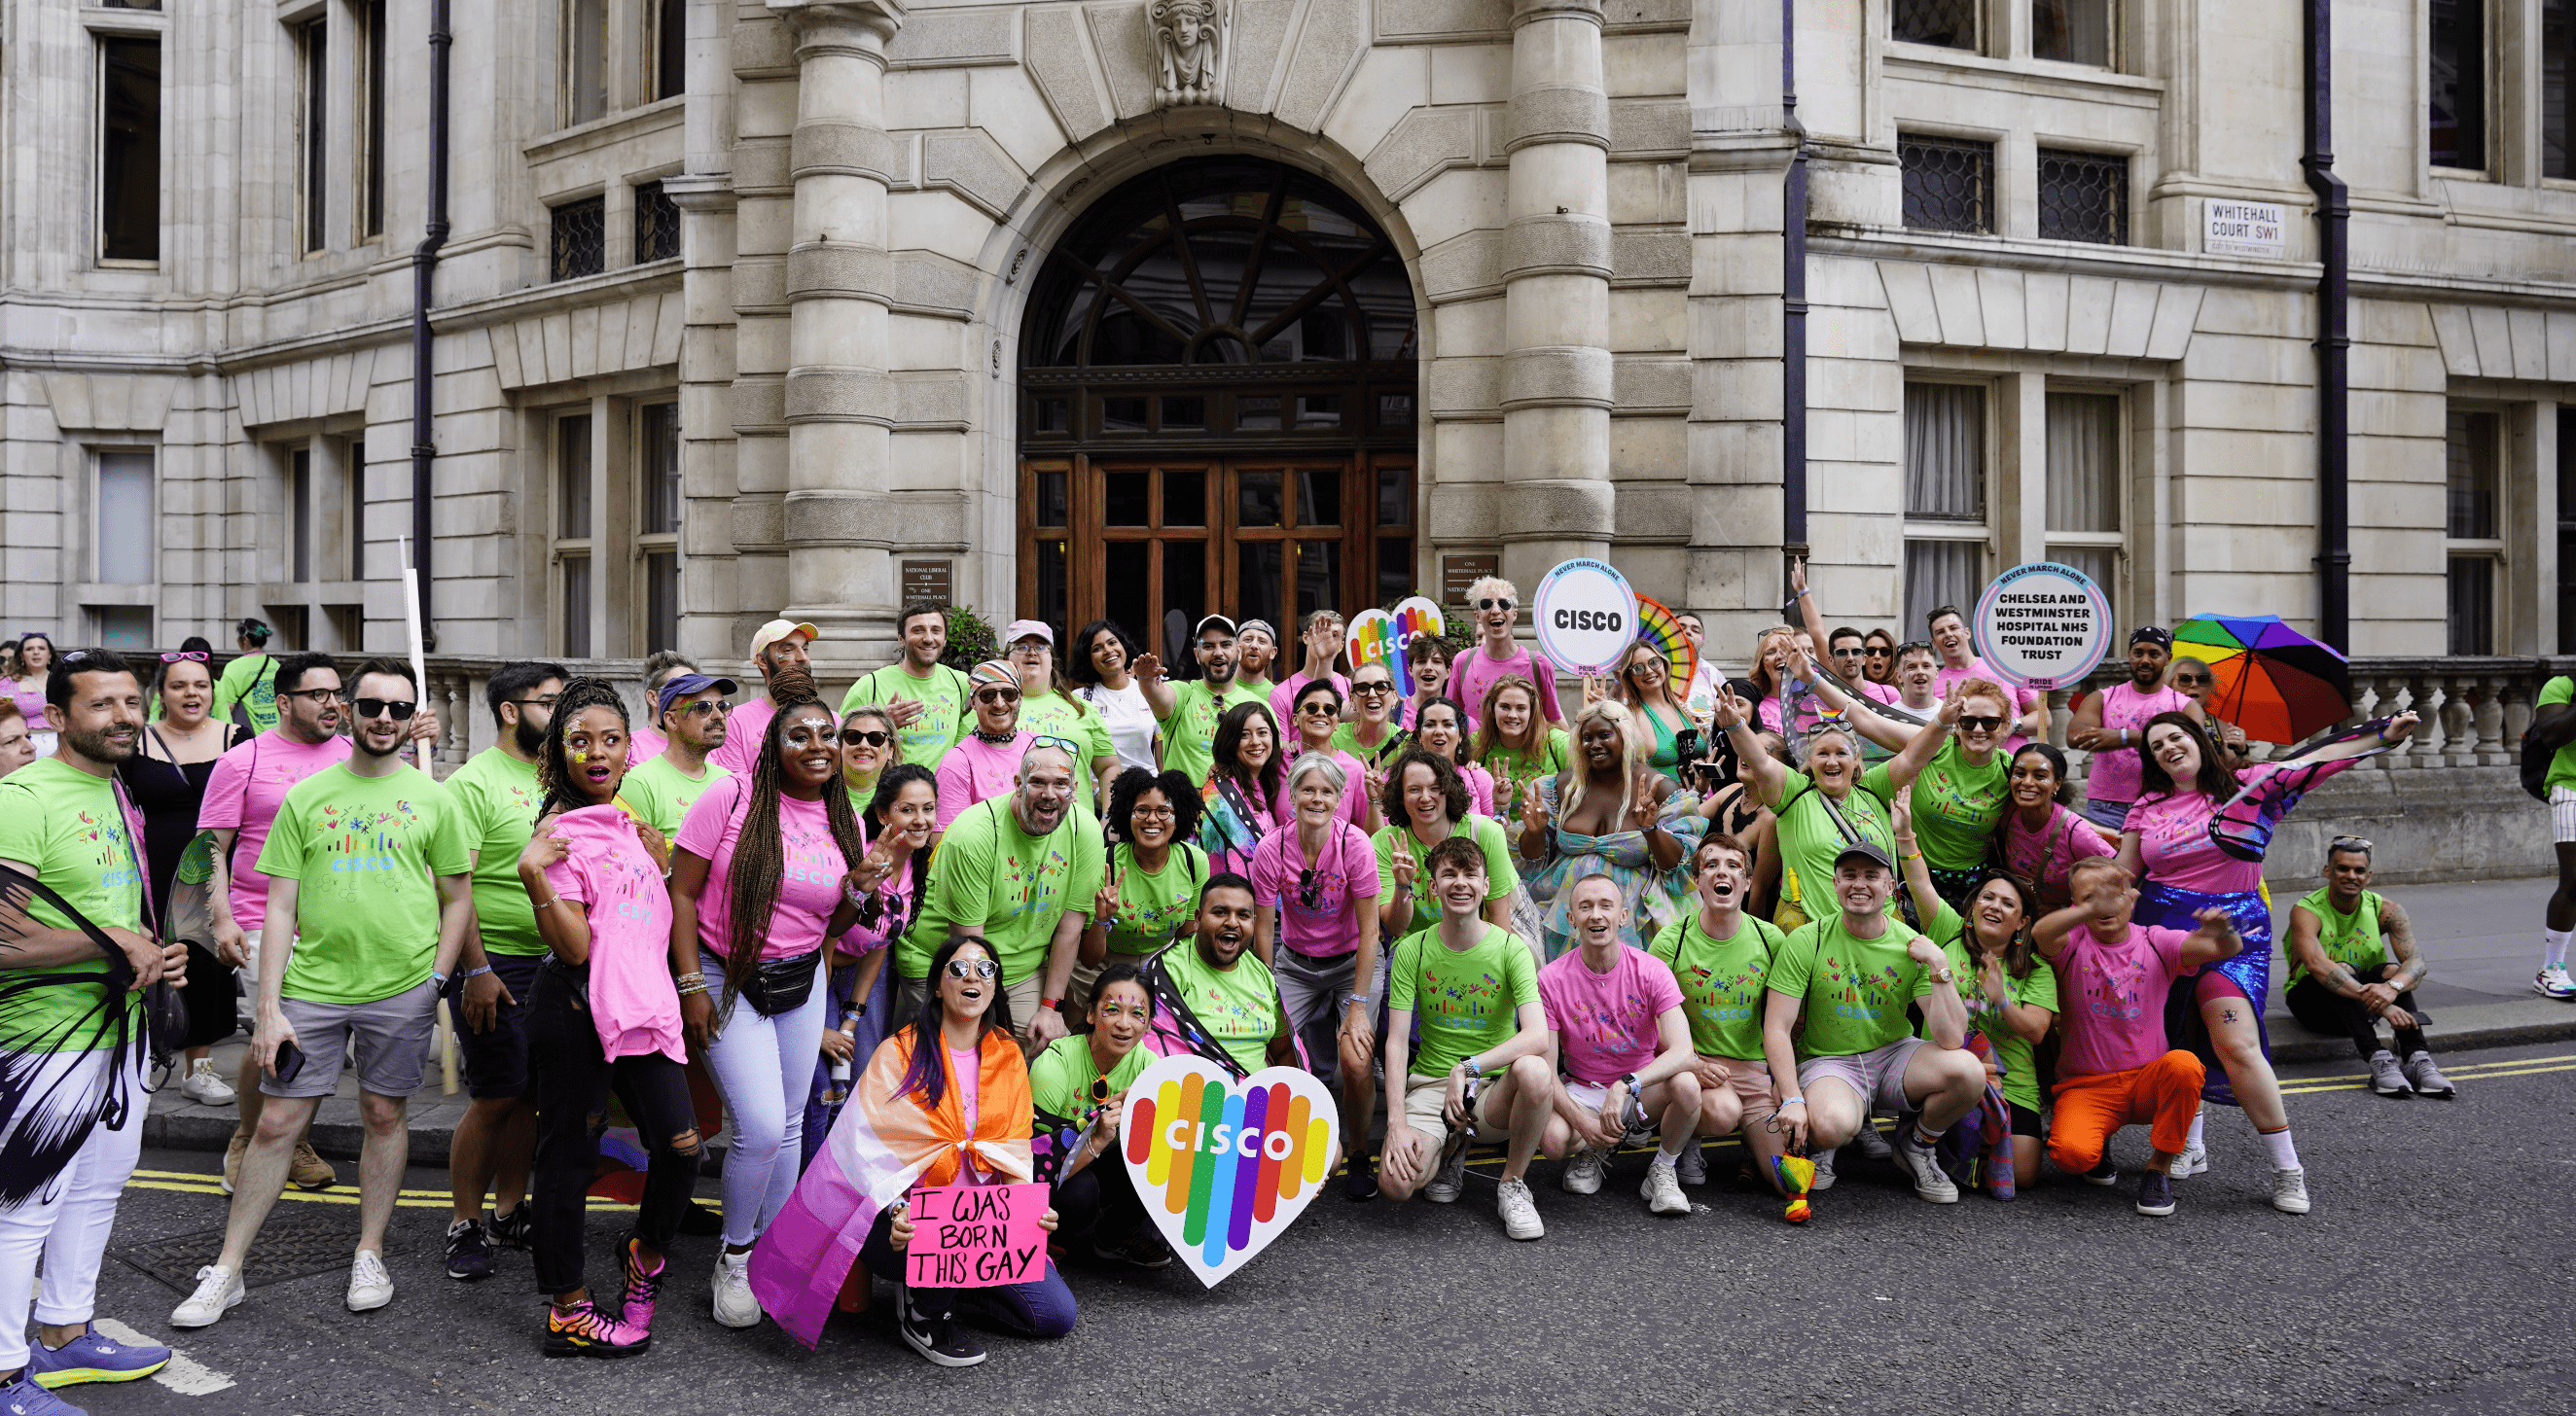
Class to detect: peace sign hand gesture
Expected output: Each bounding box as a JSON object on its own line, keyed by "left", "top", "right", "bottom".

{"left": 1711, "top": 687, "right": 1751, "bottom": 731}
{"left": 1092, "top": 867, "right": 1124, "bottom": 928}
{"left": 1519, "top": 777, "right": 1551, "bottom": 836}
{"left": 1389, "top": 834, "right": 1418, "bottom": 893}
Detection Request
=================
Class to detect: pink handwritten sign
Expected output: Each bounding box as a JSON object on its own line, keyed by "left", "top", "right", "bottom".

{"left": 902, "top": 1182, "right": 1051, "bottom": 1289}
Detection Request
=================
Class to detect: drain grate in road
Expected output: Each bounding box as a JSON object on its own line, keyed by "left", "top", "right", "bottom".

{"left": 118, "top": 1213, "right": 384, "bottom": 1292}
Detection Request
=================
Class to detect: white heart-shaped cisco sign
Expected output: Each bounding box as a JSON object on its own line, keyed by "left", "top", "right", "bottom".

{"left": 1119, "top": 1053, "right": 1339, "bottom": 1289}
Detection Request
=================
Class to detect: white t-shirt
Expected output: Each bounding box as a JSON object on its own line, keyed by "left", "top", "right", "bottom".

{"left": 1081, "top": 679, "right": 1160, "bottom": 774}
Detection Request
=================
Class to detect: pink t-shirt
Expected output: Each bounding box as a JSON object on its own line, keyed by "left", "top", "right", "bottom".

{"left": 197, "top": 729, "right": 354, "bottom": 933}
{"left": 627, "top": 724, "right": 668, "bottom": 767}
{"left": 1270, "top": 671, "right": 1350, "bottom": 733}
{"left": 1454, "top": 645, "right": 1562, "bottom": 733}
{"left": 837, "top": 865, "right": 917, "bottom": 958}
{"left": 1537, "top": 944, "right": 1685, "bottom": 1087}
{"left": 1270, "top": 748, "right": 1371, "bottom": 832}
{"left": 1454, "top": 761, "right": 1496, "bottom": 818}
{"left": 951, "top": 1047, "right": 981, "bottom": 1139}
{"left": 543, "top": 804, "right": 685, "bottom": 1063}
{"left": 675, "top": 778, "right": 849, "bottom": 962}
{"left": 1999, "top": 802, "right": 2117, "bottom": 913}
{"left": 2083, "top": 682, "right": 2192, "bottom": 805}
{"left": 935, "top": 731, "right": 1033, "bottom": 832}
{"left": 706, "top": 696, "right": 776, "bottom": 776}
{"left": 1249, "top": 821, "right": 1381, "bottom": 959}
{"left": 2123, "top": 785, "right": 2257, "bottom": 895}
{"left": 2054, "top": 923, "right": 2196, "bottom": 1078}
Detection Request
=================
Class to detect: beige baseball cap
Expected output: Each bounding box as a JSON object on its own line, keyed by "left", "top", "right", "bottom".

{"left": 748, "top": 618, "right": 821, "bottom": 667}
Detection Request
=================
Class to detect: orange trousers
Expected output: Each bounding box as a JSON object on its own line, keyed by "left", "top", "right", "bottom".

{"left": 2046, "top": 1050, "right": 2206, "bottom": 1175}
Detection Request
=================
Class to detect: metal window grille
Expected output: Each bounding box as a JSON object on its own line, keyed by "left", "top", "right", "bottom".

{"left": 1900, "top": 135, "right": 1994, "bottom": 234}
{"left": 2037, "top": 148, "right": 2129, "bottom": 245}
{"left": 634, "top": 180, "right": 681, "bottom": 264}
{"left": 1892, "top": 0, "right": 1977, "bottom": 49}
{"left": 551, "top": 196, "right": 605, "bottom": 281}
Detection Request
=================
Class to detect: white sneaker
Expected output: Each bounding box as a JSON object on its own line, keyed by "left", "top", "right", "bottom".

{"left": 1640, "top": 1160, "right": 1691, "bottom": 1216}
{"left": 1673, "top": 1142, "right": 1706, "bottom": 1186}
{"left": 179, "top": 1058, "right": 236, "bottom": 1105}
{"left": 1559, "top": 1145, "right": 1605, "bottom": 1195}
{"left": 1808, "top": 1148, "right": 1838, "bottom": 1190}
{"left": 345, "top": 1250, "right": 394, "bottom": 1312}
{"left": 2536, "top": 964, "right": 2576, "bottom": 1000}
{"left": 711, "top": 1251, "right": 761, "bottom": 1328}
{"left": 1850, "top": 1121, "right": 1893, "bottom": 1161}
{"left": 2270, "top": 1166, "right": 2311, "bottom": 1215}
{"left": 1422, "top": 1135, "right": 1468, "bottom": 1204}
{"left": 1892, "top": 1128, "right": 1960, "bottom": 1204}
{"left": 1495, "top": 1176, "right": 1545, "bottom": 1240}
{"left": 170, "top": 1264, "right": 244, "bottom": 1328}
{"left": 2171, "top": 1144, "right": 2209, "bottom": 1180}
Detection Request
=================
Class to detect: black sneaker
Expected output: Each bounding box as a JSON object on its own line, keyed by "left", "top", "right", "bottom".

{"left": 1343, "top": 1152, "right": 1378, "bottom": 1202}
{"left": 896, "top": 1288, "right": 987, "bottom": 1368}
{"left": 487, "top": 1204, "right": 535, "bottom": 1250}
{"left": 1091, "top": 1229, "right": 1175, "bottom": 1270}
{"left": 2135, "top": 1170, "right": 2176, "bottom": 1217}
{"left": 2080, "top": 1159, "right": 2119, "bottom": 1187}
{"left": 445, "top": 1218, "right": 492, "bottom": 1281}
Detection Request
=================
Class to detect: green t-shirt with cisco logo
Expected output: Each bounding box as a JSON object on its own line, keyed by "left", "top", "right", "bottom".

{"left": 257, "top": 763, "right": 473, "bottom": 1005}
{"left": 0, "top": 759, "right": 146, "bottom": 1051}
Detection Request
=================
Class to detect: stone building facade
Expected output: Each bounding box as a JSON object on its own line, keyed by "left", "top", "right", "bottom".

{"left": 5, "top": 0, "right": 2575, "bottom": 690}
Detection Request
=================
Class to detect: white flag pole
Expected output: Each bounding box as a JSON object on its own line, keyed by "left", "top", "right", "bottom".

{"left": 400, "top": 534, "right": 431, "bottom": 776}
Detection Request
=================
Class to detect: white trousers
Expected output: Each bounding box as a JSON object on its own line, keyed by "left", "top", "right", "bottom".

{"left": 0, "top": 1047, "right": 146, "bottom": 1371}
{"left": 698, "top": 957, "right": 830, "bottom": 1248}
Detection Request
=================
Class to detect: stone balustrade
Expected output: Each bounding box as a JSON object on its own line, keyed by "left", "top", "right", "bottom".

{"left": 415, "top": 657, "right": 654, "bottom": 773}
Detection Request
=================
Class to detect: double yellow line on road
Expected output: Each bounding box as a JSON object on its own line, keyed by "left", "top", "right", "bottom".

{"left": 2277, "top": 1052, "right": 2576, "bottom": 1095}
{"left": 121, "top": 1168, "right": 703, "bottom": 1211}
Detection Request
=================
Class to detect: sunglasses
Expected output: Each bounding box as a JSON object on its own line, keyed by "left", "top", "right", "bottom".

{"left": 159, "top": 651, "right": 210, "bottom": 664}
{"left": 1476, "top": 598, "right": 1516, "bottom": 613}
{"left": 2331, "top": 835, "right": 2374, "bottom": 853}
{"left": 354, "top": 697, "right": 417, "bottom": 721}
{"left": 674, "top": 699, "right": 733, "bottom": 719}
{"left": 841, "top": 728, "right": 891, "bottom": 748}
{"left": 1298, "top": 701, "right": 1338, "bottom": 716}
{"left": 1297, "top": 867, "right": 1324, "bottom": 912}
{"left": 1351, "top": 682, "right": 1394, "bottom": 696}
{"left": 2170, "top": 674, "right": 2211, "bottom": 688}
{"left": 975, "top": 688, "right": 1021, "bottom": 704}
{"left": 1863, "top": 647, "right": 1893, "bottom": 658}
{"left": 1029, "top": 734, "right": 1081, "bottom": 756}
{"left": 945, "top": 956, "right": 999, "bottom": 980}
{"left": 1956, "top": 715, "right": 2005, "bottom": 733}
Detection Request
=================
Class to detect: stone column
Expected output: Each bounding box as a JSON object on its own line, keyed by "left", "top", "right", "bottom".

{"left": 1499, "top": 0, "right": 1615, "bottom": 584}
{"left": 773, "top": 0, "right": 904, "bottom": 675}
{"left": 663, "top": 0, "right": 744, "bottom": 667}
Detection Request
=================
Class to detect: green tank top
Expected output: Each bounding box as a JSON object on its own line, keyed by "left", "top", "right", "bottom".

{"left": 2290, "top": 886, "right": 2385, "bottom": 989}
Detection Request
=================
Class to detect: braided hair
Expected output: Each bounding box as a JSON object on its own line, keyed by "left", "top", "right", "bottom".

{"left": 534, "top": 676, "right": 632, "bottom": 820}
{"left": 721, "top": 668, "right": 868, "bottom": 1018}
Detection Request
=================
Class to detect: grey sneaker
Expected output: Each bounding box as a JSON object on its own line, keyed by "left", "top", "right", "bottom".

{"left": 1495, "top": 1176, "right": 1545, "bottom": 1240}
{"left": 2171, "top": 1143, "right": 2209, "bottom": 1180}
{"left": 170, "top": 1264, "right": 244, "bottom": 1328}
{"left": 2271, "top": 1166, "right": 2312, "bottom": 1215}
{"left": 1892, "top": 1127, "right": 1960, "bottom": 1204}
{"left": 1673, "top": 1141, "right": 1706, "bottom": 1186}
{"left": 1423, "top": 1135, "right": 1468, "bottom": 1204}
{"left": 1559, "top": 1145, "right": 1605, "bottom": 1195}
{"left": 2368, "top": 1049, "right": 2410, "bottom": 1097}
{"left": 2402, "top": 1050, "right": 2456, "bottom": 1098}
{"left": 1850, "top": 1121, "right": 1893, "bottom": 1161}
{"left": 1808, "top": 1148, "right": 1838, "bottom": 1190}
{"left": 1640, "top": 1160, "right": 1691, "bottom": 1216}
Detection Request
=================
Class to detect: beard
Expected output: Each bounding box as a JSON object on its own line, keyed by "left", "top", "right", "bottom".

{"left": 355, "top": 730, "right": 407, "bottom": 760}
{"left": 513, "top": 715, "right": 548, "bottom": 757}
{"left": 1203, "top": 655, "right": 1236, "bottom": 685}
{"left": 64, "top": 723, "right": 136, "bottom": 764}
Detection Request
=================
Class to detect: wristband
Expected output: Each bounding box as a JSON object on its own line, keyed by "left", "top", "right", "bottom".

{"left": 1342, "top": 992, "right": 1370, "bottom": 1007}
{"left": 430, "top": 971, "right": 448, "bottom": 987}
{"left": 1041, "top": 997, "right": 1061, "bottom": 1009}
{"left": 1463, "top": 1056, "right": 1483, "bottom": 1080}
{"left": 461, "top": 965, "right": 494, "bottom": 980}
{"left": 1779, "top": 1094, "right": 1806, "bottom": 1107}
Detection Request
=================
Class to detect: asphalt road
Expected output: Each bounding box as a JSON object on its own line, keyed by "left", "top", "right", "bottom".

{"left": 50, "top": 1039, "right": 2576, "bottom": 1416}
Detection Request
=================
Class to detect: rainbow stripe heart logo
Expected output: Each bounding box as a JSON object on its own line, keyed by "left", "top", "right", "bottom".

{"left": 1121, "top": 1054, "right": 1341, "bottom": 1288}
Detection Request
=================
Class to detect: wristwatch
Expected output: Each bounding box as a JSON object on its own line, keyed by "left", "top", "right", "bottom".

{"left": 1462, "top": 1056, "right": 1483, "bottom": 1080}
{"left": 1930, "top": 965, "right": 1957, "bottom": 985}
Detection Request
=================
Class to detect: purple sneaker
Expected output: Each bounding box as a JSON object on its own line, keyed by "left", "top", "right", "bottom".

{"left": 617, "top": 1238, "right": 666, "bottom": 1335}
{"left": 1, "top": 1369, "right": 89, "bottom": 1416}
{"left": 24, "top": 1325, "right": 168, "bottom": 1389}
{"left": 542, "top": 1300, "right": 649, "bottom": 1359}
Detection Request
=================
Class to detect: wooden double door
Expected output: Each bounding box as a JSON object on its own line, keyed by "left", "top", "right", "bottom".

{"left": 1019, "top": 452, "right": 1414, "bottom": 662}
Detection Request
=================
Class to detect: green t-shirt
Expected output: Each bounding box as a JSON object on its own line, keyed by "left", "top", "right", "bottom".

{"left": 256, "top": 762, "right": 473, "bottom": 1005}
{"left": 1326, "top": 722, "right": 1411, "bottom": 775}
{"left": 1766, "top": 911, "right": 1939, "bottom": 1059}
{"left": 1387, "top": 921, "right": 1542, "bottom": 1079}
{"left": 1020, "top": 691, "right": 1116, "bottom": 771}
{"left": 445, "top": 748, "right": 548, "bottom": 957}
{"left": 211, "top": 654, "right": 281, "bottom": 734}
{"left": 1773, "top": 769, "right": 1898, "bottom": 914}
{"left": 908, "top": 796, "right": 1106, "bottom": 984}
{"left": 1099, "top": 842, "right": 1208, "bottom": 956}
{"left": 2543, "top": 677, "right": 2576, "bottom": 791}
{"left": 842, "top": 662, "right": 973, "bottom": 767}
{"left": 1907, "top": 736, "right": 2011, "bottom": 870}
{"left": 1919, "top": 902, "right": 2057, "bottom": 1113}
{"left": 623, "top": 754, "right": 729, "bottom": 840}
{"left": 1478, "top": 729, "right": 1569, "bottom": 814}
{"left": 1373, "top": 817, "right": 1520, "bottom": 937}
{"left": 1027, "top": 1033, "right": 1157, "bottom": 1125}
{"left": 1152, "top": 940, "right": 1280, "bottom": 1076}
{"left": 1155, "top": 679, "right": 1267, "bottom": 787}
{"left": 2289, "top": 886, "right": 2388, "bottom": 990}
{"left": 1647, "top": 910, "right": 1784, "bottom": 1061}
{"left": 0, "top": 759, "right": 145, "bottom": 1051}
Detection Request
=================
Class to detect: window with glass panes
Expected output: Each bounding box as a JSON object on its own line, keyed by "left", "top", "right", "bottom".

{"left": 2045, "top": 391, "right": 2124, "bottom": 623}
{"left": 2446, "top": 407, "right": 2501, "bottom": 655}
{"left": 637, "top": 403, "right": 681, "bottom": 655}
{"left": 1903, "top": 381, "right": 1990, "bottom": 633}
{"left": 556, "top": 413, "right": 594, "bottom": 658}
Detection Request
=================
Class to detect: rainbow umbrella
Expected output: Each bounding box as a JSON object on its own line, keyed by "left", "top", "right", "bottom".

{"left": 2169, "top": 614, "right": 2352, "bottom": 743}
{"left": 1632, "top": 595, "right": 1699, "bottom": 701}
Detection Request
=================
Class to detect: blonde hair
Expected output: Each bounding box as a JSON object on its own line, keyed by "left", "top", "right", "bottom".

{"left": 1749, "top": 625, "right": 1800, "bottom": 696}
{"left": 1468, "top": 576, "right": 1518, "bottom": 606}
{"left": 1560, "top": 699, "right": 1647, "bottom": 830}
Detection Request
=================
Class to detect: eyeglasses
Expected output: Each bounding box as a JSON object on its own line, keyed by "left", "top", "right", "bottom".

{"left": 354, "top": 697, "right": 418, "bottom": 721}
{"left": 1130, "top": 804, "right": 1176, "bottom": 821}
{"left": 159, "top": 651, "right": 210, "bottom": 664}
{"left": 511, "top": 695, "right": 560, "bottom": 711}
{"left": 945, "top": 956, "right": 1000, "bottom": 980}
{"left": 975, "top": 688, "right": 1020, "bottom": 705}
{"left": 279, "top": 687, "right": 343, "bottom": 706}
{"left": 1476, "top": 598, "right": 1516, "bottom": 613}
{"left": 841, "top": 728, "right": 890, "bottom": 748}
{"left": 1956, "top": 715, "right": 2006, "bottom": 733}
{"left": 1351, "top": 682, "right": 1394, "bottom": 696}
{"left": 675, "top": 699, "right": 733, "bottom": 719}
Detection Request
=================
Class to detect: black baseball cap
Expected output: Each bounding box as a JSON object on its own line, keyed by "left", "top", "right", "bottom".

{"left": 1835, "top": 840, "right": 1896, "bottom": 872}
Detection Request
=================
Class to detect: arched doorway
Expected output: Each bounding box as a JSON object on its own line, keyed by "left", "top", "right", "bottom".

{"left": 1016, "top": 157, "right": 1419, "bottom": 662}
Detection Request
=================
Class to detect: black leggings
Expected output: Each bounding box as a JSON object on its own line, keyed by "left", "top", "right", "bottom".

{"left": 178, "top": 941, "right": 238, "bottom": 1048}
{"left": 527, "top": 960, "right": 702, "bottom": 1296}
{"left": 2284, "top": 964, "right": 2426, "bottom": 1062}
{"left": 1051, "top": 1155, "right": 1148, "bottom": 1251}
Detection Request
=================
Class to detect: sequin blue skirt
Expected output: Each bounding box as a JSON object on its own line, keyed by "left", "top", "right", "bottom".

{"left": 2137, "top": 881, "right": 2272, "bottom": 1109}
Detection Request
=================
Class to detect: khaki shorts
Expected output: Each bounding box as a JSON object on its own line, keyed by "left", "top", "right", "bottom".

{"left": 1715, "top": 1056, "right": 1777, "bottom": 1129}
{"left": 1402, "top": 1073, "right": 1510, "bottom": 1152}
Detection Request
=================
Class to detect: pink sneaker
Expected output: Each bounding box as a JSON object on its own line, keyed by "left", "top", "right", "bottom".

{"left": 543, "top": 1299, "right": 649, "bottom": 1359}
{"left": 617, "top": 1239, "right": 666, "bottom": 1336}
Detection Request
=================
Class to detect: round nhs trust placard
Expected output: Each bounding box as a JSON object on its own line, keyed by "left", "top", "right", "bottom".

{"left": 1972, "top": 561, "right": 2111, "bottom": 690}
{"left": 1532, "top": 558, "right": 1638, "bottom": 676}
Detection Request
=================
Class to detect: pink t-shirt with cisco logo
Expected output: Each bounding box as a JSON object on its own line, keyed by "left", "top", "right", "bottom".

{"left": 674, "top": 778, "right": 850, "bottom": 962}
{"left": 543, "top": 804, "right": 684, "bottom": 1062}
{"left": 197, "top": 730, "right": 353, "bottom": 933}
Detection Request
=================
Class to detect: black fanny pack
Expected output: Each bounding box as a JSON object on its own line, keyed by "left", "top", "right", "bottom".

{"left": 733, "top": 946, "right": 825, "bottom": 1017}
